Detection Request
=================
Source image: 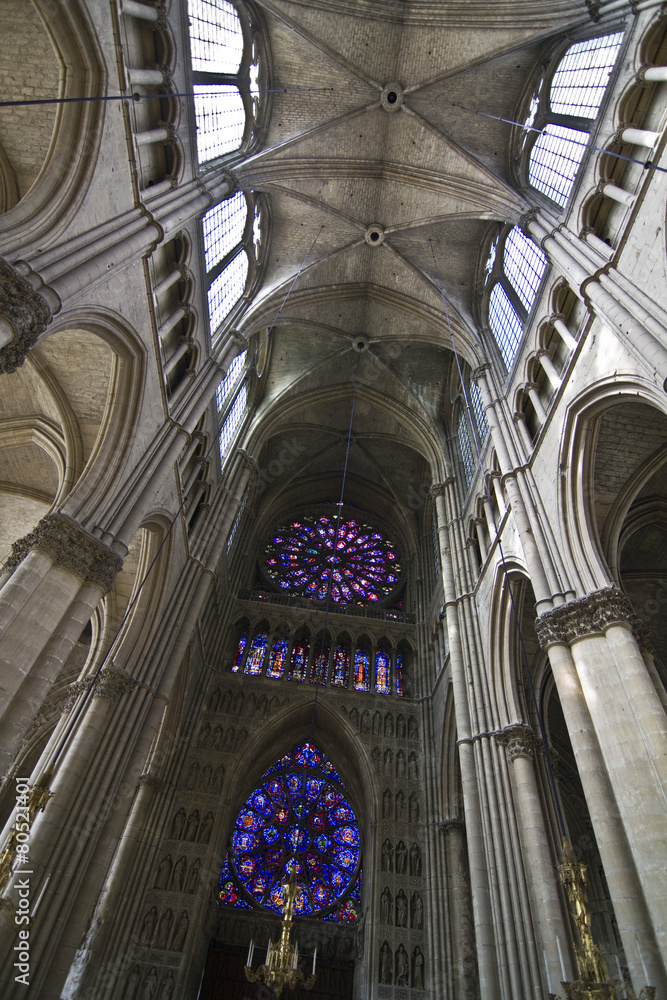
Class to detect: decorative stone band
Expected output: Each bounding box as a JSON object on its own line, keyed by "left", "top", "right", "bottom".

{"left": 63, "top": 666, "right": 137, "bottom": 712}
{"left": 495, "top": 723, "right": 539, "bottom": 761}
{"left": 535, "top": 587, "right": 653, "bottom": 653}
{"left": 138, "top": 773, "right": 165, "bottom": 791}
{"left": 0, "top": 258, "right": 53, "bottom": 374}
{"left": 2, "top": 513, "right": 123, "bottom": 592}
{"left": 439, "top": 818, "right": 464, "bottom": 833}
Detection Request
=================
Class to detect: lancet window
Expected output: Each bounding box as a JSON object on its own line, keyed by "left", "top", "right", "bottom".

{"left": 485, "top": 226, "right": 548, "bottom": 370}
{"left": 230, "top": 622, "right": 408, "bottom": 696}
{"left": 219, "top": 743, "right": 361, "bottom": 923}
{"left": 523, "top": 33, "right": 624, "bottom": 207}
{"left": 187, "top": 0, "right": 263, "bottom": 164}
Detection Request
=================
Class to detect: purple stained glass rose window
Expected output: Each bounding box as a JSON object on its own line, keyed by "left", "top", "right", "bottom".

{"left": 220, "top": 743, "right": 361, "bottom": 921}
{"left": 264, "top": 515, "right": 401, "bottom": 605}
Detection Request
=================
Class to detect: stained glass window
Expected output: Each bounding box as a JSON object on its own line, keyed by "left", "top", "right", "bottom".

{"left": 289, "top": 640, "right": 309, "bottom": 682}
{"left": 332, "top": 645, "right": 350, "bottom": 688}
{"left": 396, "top": 653, "right": 404, "bottom": 697}
{"left": 310, "top": 637, "right": 330, "bottom": 685}
{"left": 221, "top": 743, "right": 361, "bottom": 921}
{"left": 550, "top": 34, "right": 623, "bottom": 118}
{"left": 503, "top": 228, "right": 548, "bottom": 313}
{"left": 231, "top": 629, "right": 247, "bottom": 672}
{"left": 266, "top": 637, "right": 288, "bottom": 679}
{"left": 489, "top": 282, "right": 524, "bottom": 369}
{"left": 375, "top": 650, "right": 391, "bottom": 695}
{"left": 264, "top": 515, "right": 401, "bottom": 606}
{"left": 529, "top": 124, "right": 588, "bottom": 207}
{"left": 244, "top": 632, "right": 267, "bottom": 675}
{"left": 354, "top": 646, "right": 370, "bottom": 692}
{"left": 458, "top": 412, "right": 475, "bottom": 489}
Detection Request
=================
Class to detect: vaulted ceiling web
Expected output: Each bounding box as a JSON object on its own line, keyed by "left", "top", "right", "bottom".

{"left": 235, "top": 0, "right": 584, "bottom": 520}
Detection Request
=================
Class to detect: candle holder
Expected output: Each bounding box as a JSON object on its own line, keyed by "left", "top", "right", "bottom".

{"left": 244, "top": 872, "right": 316, "bottom": 998}
{"left": 546, "top": 840, "right": 655, "bottom": 1000}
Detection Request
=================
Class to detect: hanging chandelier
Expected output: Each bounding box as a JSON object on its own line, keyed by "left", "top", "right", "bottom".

{"left": 548, "top": 839, "right": 655, "bottom": 1000}
{"left": 244, "top": 870, "right": 316, "bottom": 998}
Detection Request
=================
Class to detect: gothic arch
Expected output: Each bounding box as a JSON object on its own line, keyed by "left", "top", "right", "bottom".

{"left": 0, "top": 0, "right": 106, "bottom": 253}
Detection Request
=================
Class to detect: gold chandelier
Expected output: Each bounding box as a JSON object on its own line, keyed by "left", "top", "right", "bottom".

{"left": 548, "top": 839, "right": 655, "bottom": 1000}
{"left": 244, "top": 872, "right": 316, "bottom": 998}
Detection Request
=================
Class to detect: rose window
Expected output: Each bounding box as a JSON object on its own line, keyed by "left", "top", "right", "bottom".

{"left": 263, "top": 515, "right": 401, "bottom": 605}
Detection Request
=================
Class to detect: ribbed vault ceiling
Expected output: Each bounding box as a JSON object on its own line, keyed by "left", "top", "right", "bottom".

{"left": 235, "top": 0, "right": 586, "bottom": 519}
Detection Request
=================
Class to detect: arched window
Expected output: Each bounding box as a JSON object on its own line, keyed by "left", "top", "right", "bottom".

{"left": 203, "top": 192, "right": 257, "bottom": 340}
{"left": 219, "top": 743, "right": 361, "bottom": 922}
{"left": 375, "top": 648, "right": 391, "bottom": 695}
{"left": 458, "top": 411, "right": 475, "bottom": 490}
{"left": 289, "top": 635, "right": 310, "bottom": 682}
{"left": 524, "top": 33, "right": 623, "bottom": 207}
{"left": 354, "top": 643, "right": 370, "bottom": 692}
{"left": 485, "top": 226, "right": 548, "bottom": 369}
{"left": 332, "top": 644, "right": 350, "bottom": 687}
{"left": 266, "top": 635, "right": 289, "bottom": 679}
{"left": 310, "top": 632, "right": 330, "bottom": 685}
{"left": 244, "top": 630, "right": 267, "bottom": 675}
{"left": 187, "top": 0, "right": 262, "bottom": 164}
{"left": 469, "top": 379, "right": 488, "bottom": 441}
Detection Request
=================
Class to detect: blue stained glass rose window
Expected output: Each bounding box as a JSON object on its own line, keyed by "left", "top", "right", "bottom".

{"left": 264, "top": 515, "right": 401, "bottom": 605}
{"left": 220, "top": 743, "right": 361, "bottom": 921}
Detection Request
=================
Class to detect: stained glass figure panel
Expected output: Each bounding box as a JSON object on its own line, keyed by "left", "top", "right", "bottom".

{"left": 396, "top": 653, "right": 404, "bottom": 697}
{"left": 354, "top": 647, "right": 370, "bottom": 692}
{"left": 332, "top": 646, "right": 349, "bottom": 688}
{"left": 310, "top": 639, "right": 330, "bottom": 685}
{"left": 231, "top": 630, "right": 247, "bottom": 672}
{"left": 375, "top": 650, "right": 391, "bottom": 695}
{"left": 244, "top": 632, "right": 267, "bottom": 675}
{"left": 221, "top": 743, "right": 360, "bottom": 920}
{"left": 266, "top": 637, "right": 288, "bottom": 679}
{"left": 289, "top": 641, "right": 309, "bottom": 682}
{"left": 264, "top": 515, "right": 401, "bottom": 606}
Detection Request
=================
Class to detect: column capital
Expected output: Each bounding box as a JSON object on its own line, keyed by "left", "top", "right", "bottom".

{"left": 513, "top": 410, "right": 527, "bottom": 423}
{"left": 519, "top": 208, "right": 540, "bottom": 237}
{"left": 470, "top": 364, "right": 491, "bottom": 383}
{"left": 138, "top": 773, "right": 166, "bottom": 792}
{"left": 585, "top": 0, "right": 602, "bottom": 22}
{"left": 237, "top": 449, "right": 259, "bottom": 475}
{"left": 439, "top": 818, "right": 464, "bottom": 833}
{"left": 0, "top": 258, "right": 53, "bottom": 373}
{"left": 535, "top": 587, "right": 653, "bottom": 652}
{"left": 2, "top": 513, "right": 123, "bottom": 592}
{"left": 156, "top": 119, "right": 178, "bottom": 144}
{"left": 94, "top": 665, "right": 137, "bottom": 703}
{"left": 549, "top": 312, "right": 565, "bottom": 325}
{"left": 228, "top": 329, "right": 249, "bottom": 352}
{"left": 430, "top": 479, "right": 454, "bottom": 498}
{"left": 495, "top": 723, "right": 539, "bottom": 761}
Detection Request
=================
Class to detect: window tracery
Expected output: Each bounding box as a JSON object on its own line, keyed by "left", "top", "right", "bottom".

{"left": 522, "top": 32, "right": 624, "bottom": 207}
{"left": 263, "top": 515, "right": 402, "bottom": 606}
{"left": 219, "top": 743, "right": 361, "bottom": 922}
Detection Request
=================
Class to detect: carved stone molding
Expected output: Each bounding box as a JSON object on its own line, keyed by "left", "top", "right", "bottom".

{"left": 139, "top": 773, "right": 166, "bottom": 792}
{"left": 1, "top": 513, "right": 123, "bottom": 592}
{"left": 439, "top": 818, "right": 464, "bottom": 833}
{"left": 470, "top": 364, "right": 491, "bottom": 384}
{"left": 429, "top": 479, "right": 454, "bottom": 499}
{"left": 63, "top": 679, "right": 91, "bottom": 713}
{"left": 495, "top": 724, "right": 538, "bottom": 761}
{"left": 0, "top": 258, "right": 53, "bottom": 373}
{"left": 535, "top": 587, "right": 653, "bottom": 652}
{"left": 94, "top": 665, "right": 137, "bottom": 703}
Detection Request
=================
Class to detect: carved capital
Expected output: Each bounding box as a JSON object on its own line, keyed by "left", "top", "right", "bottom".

{"left": 238, "top": 449, "right": 258, "bottom": 475}
{"left": 221, "top": 168, "right": 239, "bottom": 194}
{"left": 155, "top": 64, "right": 172, "bottom": 89}
{"left": 535, "top": 587, "right": 653, "bottom": 652}
{"left": 430, "top": 479, "right": 454, "bottom": 499}
{"left": 549, "top": 312, "right": 565, "bottom": 326}
{"left": 157, "top": 120, "right": 177, "bottom": 144}
{"left": 495, "top": 724, "right": 538, "bottom": 761}
{"left": 1, "top": 514, "right": 122, "bottom": 592}
{"left": 610, "top": 122, "right": 631, "bottom": 146}
{"left": 470, "top": 364, "right": 491, "bottom": 384}
{"left": 519, "top": 208, "right": 539, "bottom": 237}
{"left": 63, "top": 679, "right": 91, "bottom": 713}
{"left": 94, "top": 665, "right": 137, "bottom": 703}
{"left": 138, "top": 773, "right": 165, "bottom": 791}
{"left": 439, "top": 818, "right": 464, "bottom": 833}
{"left": 513, "top": 410, "right": 527, "bottom": 423}
{"left": 585, "top": 0, "right": 602, "bottom": 21}
{"left": 229, "top": 329, "right": 248, "bottom": 352}
{"left": 0, "top": 259, "right": 53, "bottom": 373}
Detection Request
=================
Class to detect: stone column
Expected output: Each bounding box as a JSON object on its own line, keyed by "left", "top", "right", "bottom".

{"left": 495, "top": 725, "right": 573, "bottom": 991}
{"left": 0, "top": 514, "right": 122, "bottom": 777}
{"left": 550, "top": 314, "right": 577, "bottom": 353}
{"left": 536, "top": 591, "right": 667, "bottom": 993}
{"left": 431, "top": 482, "right": 500, "bottom": 999}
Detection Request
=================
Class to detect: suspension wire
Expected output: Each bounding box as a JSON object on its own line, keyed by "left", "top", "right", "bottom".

{"left": 448, "top": 100, "right": 667, "bottom": 175}
{"left": 428, "top": 239, "right": 567, "bottom": 837}
{"left": 52, "top": 229, "right": 324, "bottom": 770}
{"left": 0, "top": 88, "right": 335, "bottom": 109}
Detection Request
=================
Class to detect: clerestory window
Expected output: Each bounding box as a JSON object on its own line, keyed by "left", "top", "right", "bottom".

{"left": 187, "top": 0, "right": 263, "bottom": 164}
{"left": 523, "top": 33, "right": 624, "bottom": 208}
{"left": 484, "top": 226, "right": 548, "bottom": 370}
